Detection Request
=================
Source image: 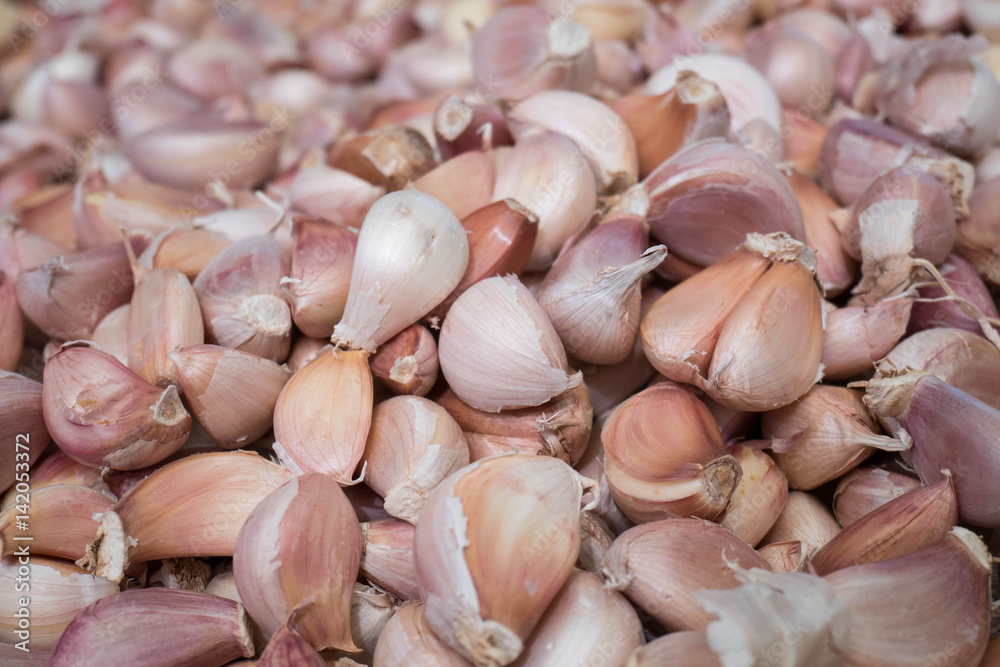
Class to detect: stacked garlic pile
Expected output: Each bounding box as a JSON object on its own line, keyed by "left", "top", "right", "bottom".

{"left": 2, "top": 0, "right": 1000, "bottom": 666}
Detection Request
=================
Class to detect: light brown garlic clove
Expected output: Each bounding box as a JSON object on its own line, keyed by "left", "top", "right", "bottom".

{"left": 257, "top": 626, "right": 326, "bottom": 667}
{"left": 0, "top": 372, "right": 50, "bottom": 495}
{"left": 510, "top": 570, "right": 643, "bottom": 667}
{"left": 281, "top": 217, "right": 357, "bottom": 339}
{"left": 470, "top": 7, "right": 597, "bottom": 102}
{"left": 757, "top": 541, "right": 808, "bottom": 574}
{"left": 288, "top": 165, "right": 386, "bottom": 229}
{"left": 360, "top": 518, "right": 419, "bottom": 601}
{"left": 602, "top": 382, "right": 741, "bottom": 523}
{"left": 415, "top": 454, "right": 593, "bottom": 666}
{"left": 820, "top": 298, "right": 913, "bottom": 381}
{"left": 328, "top": 127, "right": 436, "bottom": 192}
{"left": 601, "top": 518, "right": 770, "bottom": 632}
{"left": 719, "top": 441, "right": 788, "bottom": 547}
{"left": 643, "top": 142, "right": 806, "bottom": 280}
{"left": 372, "top": 601, "right": 471, "bottom": 667}
{"left": 760, "top": 491, "right": 840, "bottom": 558}
{"left": 362, "top": 396, "right": 469, "bottom": 523}
{"left": 193, "top": 235, "right": 292, "bottom": 363}
{"left": 169, "top": 344, "right": 291, "bottom": 450}
{"left": 410, "top": 150, "right": 496, "bottom": 220}
{"left": 628, "top": 631, "right": 721, "bottom": 667}
{"left": 332, "top": 191, "right": 469, "bottom": 354}
{"left": 42, "top": 345, "right": 191, "bottom": 470}
{"left": 824, "top": 527, "right": 992, "bottom": 667}
{"left": 0, "top": 556, "right": 118, "bottom": 650}
{"left": 538, "top": 216, "right": 666, "bottom": 365}
{"left": 139, "top": 228, "right": 231, "bottom": 281}
{"left": 78, "top": 451, "right": 293, "bottom": 583}
{"left": 48, "top": 587, "right": 255, "bottom": 667}
{"left": 492, "top": 129, "right": 598, "bottom": 271}
{"left": 811, "top": 473, "right": 958, "bottom": 575}
{"left": 89, "top": 304, "right": 130, "bottom": 366}
{"left": 762, "top": 385, "right": 905, "bottom": 490}
{"left": 537, "top": 0, "right": 646, "bottom": 41}
{"left": 369, "top": 324, "right": 439, "bottom": 397}
{"left": 0, "top": 484, "right": 113, "bottom": 561}
{"left": 864, "top": 369, "right": 1000, "bottom": 527}
{"left": 439, "top": 275, "right": 582, "bottom": 413}
{"left": 234, "top": 474, "right": 361, "bottom": 652}
{"left": 832, "top": 467, "right": 922, "bottom": 527}
{"left": 0, "top": 272, "right": 21, "bottom": 371}
{"left": 272, "top": 349, "right": 372, "bottom": 483}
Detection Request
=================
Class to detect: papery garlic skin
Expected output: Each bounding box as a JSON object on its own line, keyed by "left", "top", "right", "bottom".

{"left": 332, "top": 191, "right": 469, "bottom": 353}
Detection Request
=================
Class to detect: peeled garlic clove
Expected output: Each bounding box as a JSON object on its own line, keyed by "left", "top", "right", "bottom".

{"left": 415, "top": 454, "right": 591, "bottom": 666}
{"left": 824, "top": 527, "right": 991, "bottom": 667}
{"left": 471, "top": 7, "right": 596, "bottom": 102}
{"left": 170, "top": 344, "right": 291, "bottom": 450}
{"left": 0, "top": 272, "right": 21, "bottom": 371}
{"left": 437, "top": 382, "right": 592, "bottom": 464}
{"left": 360, "top": 519, "right": 419, "bottom": 601}
{"left": 811, "top": 473, "right": 958, "bottom": 575}
{"left": 362, "top": 396, "right": 469, "bottom": 523}
{"left": 439, "top": 275, "right": 582, "bottom": 412}
{"left": 538, "top": 216, "right": 666, "bottom": 365}
{"left": 0, "top": 556, "right": 118, "bottom": 650}
{"left": 281, "top": 217, "right": 357, "bottom": 339}
{"left": 511, "top": 570, "right": 642, "bottom": 667}
{"left": 629, "top": 631, "right": 720, "bottom": 667}
{"left": 328, "top": 126, "right": 436, "bottom": 192}
{"left": 760, "top": 491, "right": 840, "bottom": 557}
{"left": 833, "top": 467, "right": 922, "bottom": 527}
{"left": 234, "top": 473, "right": 360, "bottom": 652}
{"left": 719, "top": 442, "right": 788, "bottom": 547}
{"left": 193, "top": 235, "right": 292, "bottom": 363}
{"left": 42, "top": 345, "right": 191, "bottom": 470}
{"left": 369, "top": 324, "right": 439, "bottom": 397}
{"left": 762, "top": 385, "right": 905, "bottom": 490}
{"left": 603, "top": 382, "right": 741, "bottom": 523}
{"left": 411, "top": 150, "right": 496, "bottom": 220}
{"left": 257, "top": 626, "right": 326, "bottom": 667}
{"left": 612, "top": 71, "right": 730, "bottom": 179}
{"left": 909, "top": 254, "right": 999, "bottom": 337}
{"left": 0, "top": 484, "right": 112, "bottom": 561}
{"left": 864, "top": 369, "right": 1000, "bottom": 527}
{"left": 643, "top": 142, "right": 806, "bottom": 279}
{"left": 373, "top": 602, "right": 471, "bottom": 667}
{"left": 89, "top": 304, "right": 130, "bottom": 366}
{"left": 601, "top": 518, "right": 770, "bottom": 632}
{"left": 288, "top": 165, "right": 386, "bottom": 228}
{"left": 78, "top": 451, "right": 293, "bottom": 583}
{"left": 14, "top": 238, "right": 143, "bottom": 341}
{"left": 332, "top": 191, "right": 468, "bottom": 353}
{"left": 0, "top": 372, "right": 50, "bottom": 494}
{"left": 821, "top": 298, "right": 913, "bottom": 381}
{"left": 139, "top": 228, "right": 230, "bottom": 281}
{"left": 272, "top": 349, "right": 373, "bottom": 483}
{"left": 49, "top": 588, "right": 255, "bottom": 667}
{"left": 757, "top": 541, "right": 807, "bottom": 574}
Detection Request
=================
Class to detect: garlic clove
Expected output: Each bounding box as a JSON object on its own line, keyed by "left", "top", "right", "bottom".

{"left": 257, "top": 626, "right": 327, "bottom": 667}
{"left": 140, "top": 228, "right": 230, "bottom": 281}
{"left": 832, "top": 467, "right": 922, "bottom": 528}
{"left": 909, "top": 254, "right": 1000, "bottom": 338}
{"left": 757, "top": 540, "right": 808, "bottom": 574}
{"left": 0, "top": 224, "right": 70, "bottom": 281}
{"left": 361, "top": 396, "right": 469, "bottom": 523}
{"left": 0, "top": 272, "right": 21, "bottom": 372}
{"left": 42, "top": 345, "right": 192, "bottom": 471}
{"left": 0, "top": 556, "right": 118, "bottom": 650}
{"left": 169, "top": 345, "right": 291, "bottom": 450}
{"left": 538, "top": 216, "right": 666, "bottom": 365}
{"left": 439, "top": 275, "right": 582, "bottom": 413}
{"left": 332, "top": 191, "right": 469, "bottom": 354}
{"left": 957, "top": 176, "right": 1000, "bottom": 286}
{"left": 433, "top": 94, "right": 512, "bottom": 161}
{"left": 760, "top": 491, "right": 840, "bottom": 558}
{"left": 601, "top": 518, "right": 770, "bottom": 632}
{"left": 0, "top": 484, "right": 113, "bottom": 562}
{"left": 574, "top": 415, "right": 633, "bottom": 537}
{"left": 811, "top": 473, "right": 958, "bottom": 575}
{"left": 372, "top": 602, "right": 471, "bottom": 667}
{"left": 288, "top": 165, "right": 386, "bottom": 229}
{"left": 410, "top": 150, "right": 496, "bottom": 220}
{"left": 328, "top": 126, "right": 436, "bottom": 192}
{"left": 48, "top": 587, "right": 256, "bottom": 666}
{"left": 436, "top": 382, "right": 593, "bottom": 464}
{"left": 744, "top": 23, "right": 835, "bottom": 116}
{"left": 360, "top": 519, "right": 419, "bottom": 601}
{"left": 11, "top": 183, "right": 75, "bottom": 250}
{"left": 628, "top": 631, "right": 720, "bottom": 667}
{"left": 234, "top": 473, "right": 361, "bottom": 652}
{"left": 821, "top": 298, "right": 913, "bottom": 381}
{"left": 415, "top": 454, "right": 592, "bottom": 666}
{"left": 272, "top": 349, "right": 372, "bottom": 483}
{"left": 89, "top": 304, "right": 130, "bottom": 366}
{"left": 781, "top": 109, "right": 828, "bottom": 177}
{"left": 574, "top": 338, "right": 656, "bottom": 419}
{"left": 2, "top": 451, "right": 108, "bottom": 510}
{"left": 576, "top": 513, "right": 615, "bottom": 573}
{"left": 602, "top": 382, "right": 741, "bottom": 523}
{"left": 510, "top": 570, "right": 643, "bottom": 667}
{"left": 193, "top": 235, "right": 292, "bottom": 364}
{"left": 77, "top": 451, "right": 293, "bottom": 583}
{"left": 369, "top": 323, "right": 439, "bottom": 397}
{"left": 719, "top": 441, "right": 788, "bottom": 547}
{"left": 538, "top": 0, "right": 647, "bottom": 41}
{"left": 350, "top": 582, "right": 400, "bottom": 661}
{"left": 286, "top": 337, "right": 330, "bottom": 375}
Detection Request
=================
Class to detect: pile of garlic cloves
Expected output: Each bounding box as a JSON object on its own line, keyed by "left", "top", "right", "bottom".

{"left": 5, "top": 0, "right": 1000, "bottom": 666}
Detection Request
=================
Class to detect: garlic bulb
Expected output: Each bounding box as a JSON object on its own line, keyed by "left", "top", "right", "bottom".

{"left": 373, "top": 602, "right": 470, "bottom": 667}
{"left": 820, "top": 298, "right": 913, "bottom": 381}
{"left": 761, "top": 491, "right": 840, "bottom": 558}
{"left": 0, "top": 484, "right": 113, "bottom": 561}
{"left": 832, "top": 467, "right": 921, "bottom": 527}
{"left": 414, "top": 454, "right": 593, "bottom": 666}
{"left": 42, "top": 345, "right": 191, "bottom": 470}
{"left": 234, "top": 473, "right": 361, "bottom": 652}
{"left": 361, "top": 518, "right": 419, "bottom": 601}
{"left": 272, "top": 348, "right": 372, "bottom": 483}
{"left": 331, "top": 191, "right": 469, "bottom": 353}
{"left": 719, "top": 442, "right": 788, "bottom": 547}
{"left": 538, "top": 216, "right": 666, "bottom": 365}
{"left": 602, "top": 382, "right": 741, "bottom": 523}
{"left": 369, "top": 324, "right": 439, "bottom": 397}
{"left": 361, "top": 396, "right": 469, "bottom": 523}
{"left": 169, "top": 344, "right": 291, "bottom": 449}
{"left": 439, "top": 275, "right": 582, "bottom": 413}
{"left": 0, "top": 372, "right": 50, "bottom": 494}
